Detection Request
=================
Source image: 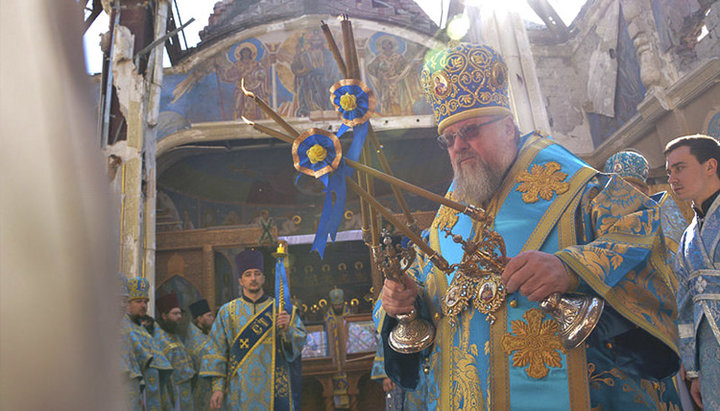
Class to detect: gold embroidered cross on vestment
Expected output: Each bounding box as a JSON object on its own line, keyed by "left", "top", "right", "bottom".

{"left": 516, "top": 161, "right": 570, "bottom": 203}
{"left": 501, "top": 308, "right": 565, "bottom": 379}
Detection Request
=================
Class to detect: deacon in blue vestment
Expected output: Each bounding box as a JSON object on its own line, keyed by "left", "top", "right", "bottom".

{"left": 121, "top": 277, "right": 173, "bottom": 411}
{"left": 154, "top": 292, "right": 197, "bottom": 410}
{"left": 201, "top": 249, "right": 306, "bottom": 410}
{"left": 665, "top": 134, "right": 720, "bottom": 410}
{"left": 377, "top": 43, "right": 681, "bottom": 410}
{"left": 186, "top": 298, "right": 215, "bottom": 411}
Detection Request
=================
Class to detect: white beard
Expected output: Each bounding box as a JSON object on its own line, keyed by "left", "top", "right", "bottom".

{"left": 453, "top": 150, "right": 514, "bottom": 204}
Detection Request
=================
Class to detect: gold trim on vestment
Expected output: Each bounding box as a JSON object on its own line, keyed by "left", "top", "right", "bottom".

{"left": 516, "top": 161, "right": 570, "bottom": 203}
{"left": 559, "top": 194, "right": 592, "bottom": 410}
{"left": 486, "top": 134, "right": 551, "bottom": 411}
{"left": 489, "top": 135, "right": 595, "bottom": 409}
{"left": 428, "top": 227, "right": 452, "bottom": 409}
{"left": 522, "top": 167, "right": 596, "bottom": 252}
{"left": 481, "top": 133, "right": 549, "bottom": 410}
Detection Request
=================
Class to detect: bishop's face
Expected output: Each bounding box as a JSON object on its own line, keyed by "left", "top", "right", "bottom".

{"left": 443, "top": 115, "right": 517, "bottom": 203}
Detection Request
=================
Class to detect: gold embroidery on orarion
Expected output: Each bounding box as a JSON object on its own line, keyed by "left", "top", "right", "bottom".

{"left": 432, "top": 191, "right": 460, "bottom": 231}
{"left": 501, "top": 308, "right": 565, "bottom": 379}
{"left": 516, "top": 161, "right": 570, "bottom": 203}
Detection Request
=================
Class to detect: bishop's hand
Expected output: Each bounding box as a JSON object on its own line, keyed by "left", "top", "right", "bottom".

{"left": 501, "top": 250, "right": 571, "bottom": 302}
{"left": 381, "top": 273, "right": 418, "bottom": 317}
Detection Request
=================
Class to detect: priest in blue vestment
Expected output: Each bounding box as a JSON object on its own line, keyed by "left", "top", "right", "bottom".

{"left": 665, "top": 134, "right": 720, "bottom": 410}
{"left": 154, "top": 292, "right": 196, "bottom": 410}
{"left": 201, "top": 249, "right": 306, "bottom": 410}
{"left": 186, "top": 298, "right": 215, "bottom": 410}
{"left": 376, "top": 43, "right": 681, "bottom": 410}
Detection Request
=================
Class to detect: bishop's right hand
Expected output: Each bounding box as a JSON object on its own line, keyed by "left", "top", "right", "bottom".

{"left": 210, "top": 391, "right": 223, "bottom": 410}
{"left": 381, "top": 273, "right": 418, "bottom": 317}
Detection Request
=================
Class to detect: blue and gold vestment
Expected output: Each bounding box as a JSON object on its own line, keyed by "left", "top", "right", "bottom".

{"left": 675, "top": 193, "right": 720, "bottom": 410}
{"left": 185, "top": 322, "right": 213, "bottom": 410}
{"left": 121, "top": 326, "right": 143, "bottom": 410}
{"left": 201, "top": 295, "right": 306, "bottom": 410}
{"left": 376, "top": 133, "right": 681, "bottom": 410}
{"left": 651, "top": 191, "right": 689, "bottom": 292}
{"left": 121, "top": 315, "right": 173, "bottom": 411}
{"left": 154, "top": 326, "right": 196, "bottom": 410}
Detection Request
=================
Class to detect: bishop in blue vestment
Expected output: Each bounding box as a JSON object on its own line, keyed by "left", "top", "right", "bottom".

{"left": 377, "top": 43, "right": 681, "bottom": 410}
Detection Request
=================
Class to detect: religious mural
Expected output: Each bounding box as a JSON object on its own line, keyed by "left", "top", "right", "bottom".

{"left": 365, "top": 32, "right": 427, "bottom": 116}
{"left": 162, "top": 25, "right": 433, "bottom": 129}
{"left": 278, "top": 29, "right": 340, "bottom": 117}
{"left": 707, "top": 111, "right": 720, "bottom": 138}
{"left": 214, "top": 39, "right": 271, "bottom": 120}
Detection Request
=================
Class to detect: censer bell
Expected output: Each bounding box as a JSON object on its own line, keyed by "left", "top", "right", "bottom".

{"left": 388, "top": 308, "right": 435, "bottom": 353}
{"left": 540, "top": 292, "right": 604, "bottom": 349}
{"left": 378, "top": 231, "right": 437, "bottom": 354}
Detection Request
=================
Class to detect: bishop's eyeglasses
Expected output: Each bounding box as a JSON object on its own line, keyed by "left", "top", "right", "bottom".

{"left": 436, "top": 115, "right": 508, "bottom": 150}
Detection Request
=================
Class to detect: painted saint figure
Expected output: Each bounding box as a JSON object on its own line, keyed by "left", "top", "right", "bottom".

{"left": 366, "top": 35, "right": 423, "bottom": 116}
{"left": 215, "top": 43, "right": 269, "bottom": 120}
{"left": 290, "top": 31, "right": 337, "bottom": 117}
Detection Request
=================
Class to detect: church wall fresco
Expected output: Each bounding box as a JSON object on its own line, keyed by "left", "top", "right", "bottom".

{"left": 158, "top": 21, "right": 433, "bottom": 137}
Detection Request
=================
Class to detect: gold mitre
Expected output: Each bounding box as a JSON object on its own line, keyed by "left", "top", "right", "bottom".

{"left": 421, "top": 43, "right": 512, "bottom": 134}
{"left": 126, "top": 277, "right": 150, "bottom": 301}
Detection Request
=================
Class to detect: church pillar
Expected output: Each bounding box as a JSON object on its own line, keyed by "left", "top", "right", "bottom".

{"left": 143, "top": 0, "right": 170, "bottom": 300}
{"left": 108, "top": 0, "right": 170, "bottom": 311}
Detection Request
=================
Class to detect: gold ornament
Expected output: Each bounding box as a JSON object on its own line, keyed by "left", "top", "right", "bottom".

{"left": 307, "top": 144, "right": 328, "bottom": 164}
{"left": 516, "top": 161, "right": 570, "bottom": 203}
{"left": 432, "top": 191, "right": 460, "bottom": 231}
{"left": 440, "top": 218, "right": 508, "bottom": 326}
{"left": 340, "top": 92, "right": 357, "bottom": 111}
{"left": 501, "top": 308, "right": 565, "bottom": 379}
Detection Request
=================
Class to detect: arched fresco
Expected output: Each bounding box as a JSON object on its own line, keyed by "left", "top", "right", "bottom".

{"left": 160, "top": 18, "right": 436, "bottom": 132}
